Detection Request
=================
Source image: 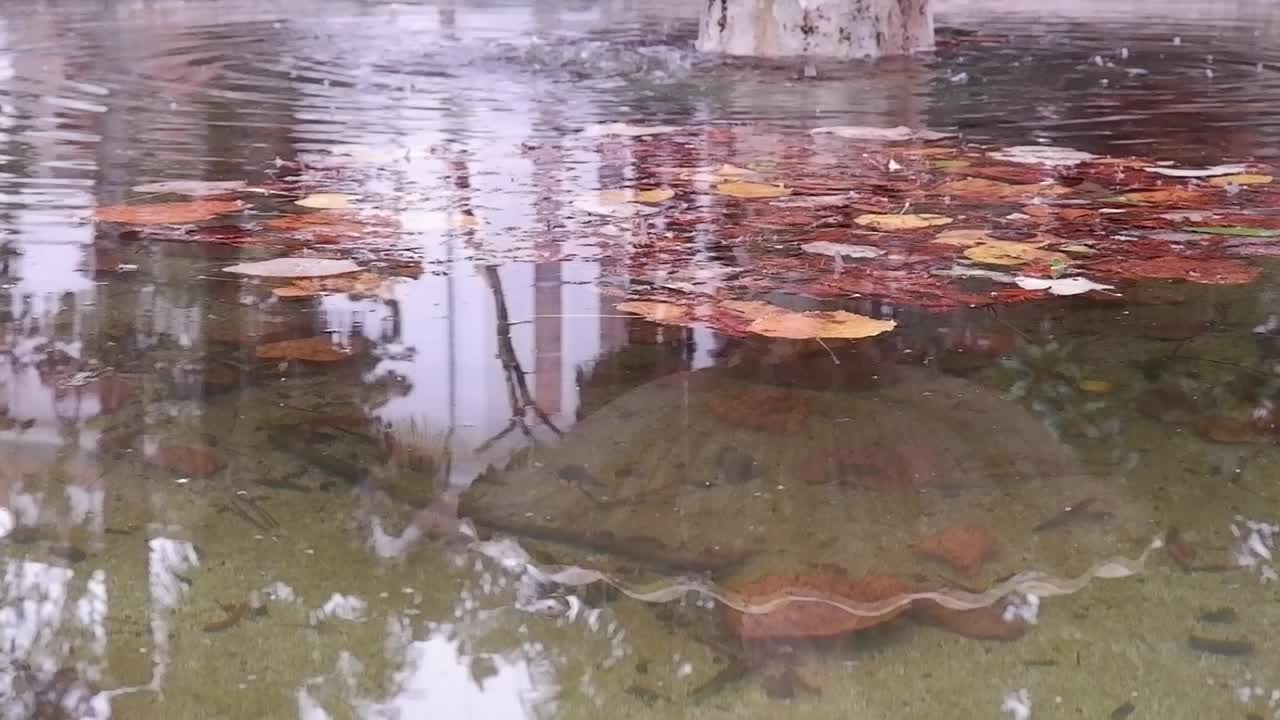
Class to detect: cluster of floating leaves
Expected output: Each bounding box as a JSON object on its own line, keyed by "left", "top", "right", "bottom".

{"left": 89, "top": 123, "right": 1280, "bottom": 340}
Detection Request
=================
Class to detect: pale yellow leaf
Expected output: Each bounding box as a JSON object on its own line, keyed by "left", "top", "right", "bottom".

{"left": 963, "top": 241, "right": 1068, "bottom": 267}
{"left": 716, "top": 181, "right": 791, "bottom": 199}
{"left": 616, "top": 301, "right": 694, "bottom": 325}
{"left": 597, "top": 188, "right": 675, "bottom": 204}
{"left": 296, "top": 193, "right": 358, "bottom": 209}
{"left": 854, "top": 213, "right": 953, "bottom": 231}
{"left": 719, "top": 300, "right": 896, "bottom": 339}
{"left": 1209, "top": 174, "right": 1274, "bottom": 187}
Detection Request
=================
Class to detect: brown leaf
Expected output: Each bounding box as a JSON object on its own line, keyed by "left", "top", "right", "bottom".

{"left": 156, "top": 445, "right": 222, "bottom": 477}
{"left": 911, "top": 525, "right": 999, "bottom": 575}
{"left": 935, "top": 177, "right": 1070, "bottom": 201}
{"left": 255, "top": 335, "right": 370, "bottom": 362}
{"left": 93, "top": 199, "right": 248, "bottom": 225}
{"left": 1090, "top": 257, "right": 1260, "bottom": 285}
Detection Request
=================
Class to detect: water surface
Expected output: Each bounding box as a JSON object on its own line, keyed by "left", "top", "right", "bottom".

{"left": 3, "top": 1, "right": 1280, "bottom": 718}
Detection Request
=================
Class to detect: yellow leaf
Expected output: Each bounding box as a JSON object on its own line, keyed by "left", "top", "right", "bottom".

{"left": 718, "top": 300, "right": 896, "bottom": 339}
{"left": 296, "top": 193, "right": 358, "bottom": 209}
{"left": 854, "top": 213, "right": 953, "bottom": 231}
{"left": 1059, "top": 244, "right": 1096, "bottom": 254}
{"left": 597, "top": 188, "right": 675, "bottom": 204}
{"left": 1209, "top": 174, "right": 1273, "bottom": 187}
{"left": 964, "top": 241, "right": 1068, "bottom": 266}
{"left": 618, "top": 299, "right": 895, "bottom": 340}
{"left": 1078, "top": 379, "right": 1113, "bottom": 394}
{"left": 716, "top": 181, "right": 791, "bottom": 199}
{"left": 931, "top": 159, "right": 972, "bottom": 171}
{"left": 932, "top": 229, "right": 1062, "bottom": 247}
{"left": 936, "top": 177, "right": 1071, "bottom": 201}
{"left": 616, "top": 301, "right": 693, "bottom": 325}
{"left": 272, "top": 272, "right": 402, "bottom": 300}
{"left": 1117, "top": 189, "right": 1204, "bottom": 204}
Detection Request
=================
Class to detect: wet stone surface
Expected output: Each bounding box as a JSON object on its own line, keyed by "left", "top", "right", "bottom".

{"left": 3, "top": 1, "right": 1280, "bottom": 718}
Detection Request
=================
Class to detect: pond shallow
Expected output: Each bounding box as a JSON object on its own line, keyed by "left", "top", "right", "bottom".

{"left": 4, "top": 1, "right": 1280, "bottom": 718}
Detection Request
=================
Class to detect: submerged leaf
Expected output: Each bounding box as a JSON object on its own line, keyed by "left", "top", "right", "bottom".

{"left": 256, "top": 335, "right": 369, "bottom": 362}
{"left": 131, "top": 180, "right": 248, "bottom": 196}
{"left": 854, "top": 213, "right": 952, "bottom": 230}
{"left": 93, "top": 199, "right": 247, "bottom": 225}
{"left": 295, "top": 193, "right": 358, "bottom": 209}
{"left": 223, "top": 257, "right": 361, "bottom": 278}
{"left": 1185, "top": 226, "right": 1280, "bottom": 238}
{"left": 1208, "top": 174, "right": 1273, "bottom": 187}
{"left": 716, "top": 181, "right": 791, "bottom": 199}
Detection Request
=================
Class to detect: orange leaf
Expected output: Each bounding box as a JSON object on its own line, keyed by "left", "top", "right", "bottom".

{"left": 93, "top": 199, "right": 247, "bottom": 225}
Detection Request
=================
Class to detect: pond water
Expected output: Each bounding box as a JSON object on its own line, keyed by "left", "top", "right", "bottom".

{"left": 4, "top": 1, "right": 1280, "bottom": 718}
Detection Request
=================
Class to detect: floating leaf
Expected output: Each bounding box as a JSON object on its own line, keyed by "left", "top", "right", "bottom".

{"left": 295, "top": 193, "right": 358, "bottom": 209}
{"left": 1115, "top": 189, "right": 1206, "bottom": 205}
{"left": 717, "top": 300, "right": 896, "bottom": 339}
{"left": 1184, "top": 226, "right": 1280, "bottom": 238}
{"left": 617, "top": 299, "right": 894, "bottom": 340}
{"left": 989, "top": 145, "right": 1098, "bottom": 167}
{"left": 1091, "top": 257, "right": 1260, "bottom": 285}
{"left": 1208, "top": 174, "right": 1273, "bottom": 187}
{"left": 932, "top": 159, "right": 972, "bottom": 170}
{"left": 809, "top": 125, "right": 952, "bottom": 142}
{"left": 256, "top": 335, "right": 369, "bottom": 362}
{"left": 935, "top": 177, "right": 1069, "bottom": 201}
{"left": 965, "top": 241, "right": 1068, "bottom": 267}
{"left": 854, "top": 213, "right": 952, "bottom": 231}
{"left": 802, "top": 242, "right": 884, "bottom": 259}
{"left": 1145, "top": 163, "right": 1250, "bottom": 178}
{"left": 1014, "top": 276, "right": 1115, "bottom": 296}
{"left": 595, "top": 188, "right": 675, "bottom": 204}
{"left": 272, "top": 272, "right": 404, "bottom": 300}
{"left": 223, "top": 258, "right": 361, "bottom": 278}
{"left": 572, "top": 192, "right": 662, "bottom": 218}
{"left": 131, "top": 180, "right": 248, "bottom": 196}
{"left": 932, "top": 228, "right": 1061, "bottom": 247}
{"left": 93, "top": 199, "right": 247, "bottom": 225}
{"left": 581, "top": 122, "right": 681, "bottom": 137}
{"left": 615, "top": 301, "right": 693, "bottom": 324}
{"left": 716, "top": 181, "right": 791, "bottom": 199}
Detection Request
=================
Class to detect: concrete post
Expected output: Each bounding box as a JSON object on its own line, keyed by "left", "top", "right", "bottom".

{"left": 697, "top": 0, "right": 934, "bottom": 59}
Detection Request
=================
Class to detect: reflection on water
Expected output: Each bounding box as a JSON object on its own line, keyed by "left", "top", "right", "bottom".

{"left": 3, "top": 0, "right": 1280, "bottom": 718}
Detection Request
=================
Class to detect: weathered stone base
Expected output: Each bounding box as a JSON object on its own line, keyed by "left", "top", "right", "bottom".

{"left": 697, "top": 0, "right": 934, "bottom": 59}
